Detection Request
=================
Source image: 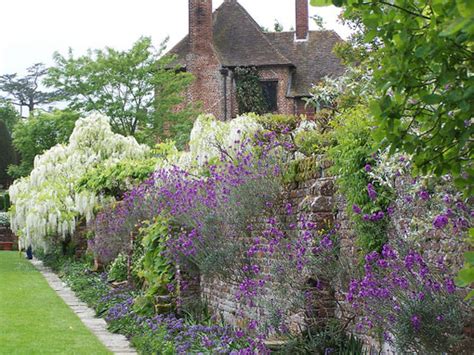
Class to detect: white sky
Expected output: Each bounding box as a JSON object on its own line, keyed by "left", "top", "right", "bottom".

{"left": 0, "top": 0, "right": 350, "bottom": 76}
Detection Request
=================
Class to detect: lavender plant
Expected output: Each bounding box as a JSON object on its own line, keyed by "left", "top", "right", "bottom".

{"left": 347, "top": 244, "right": 467, "bottom": 353}
{"left": 106, "top": 295, "right": 253, "bottom": 354}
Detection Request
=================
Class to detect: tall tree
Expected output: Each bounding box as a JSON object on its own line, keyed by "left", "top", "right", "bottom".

{"left": 0, "top": 120, "right": 15, "bottom": 188}
{"left": 45, "top": 37, "right": 196, "bottom": 147}
{"left": 0, "top": 100, "right": 20, "bottom": 134}
{"left": 312, "top": 0, "right": 473, "bottom": 185}
{"left": 0, "top": 63, "right": 56, "bottom": 115}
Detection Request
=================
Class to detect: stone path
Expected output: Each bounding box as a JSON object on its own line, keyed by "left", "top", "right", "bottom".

{"left": 30, "top": 258, "right": 137, "bottom": 355}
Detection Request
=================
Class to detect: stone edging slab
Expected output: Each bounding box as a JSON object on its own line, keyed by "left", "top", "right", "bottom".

{"left": 30, "top": 258, "right": 137, "bottom": 355}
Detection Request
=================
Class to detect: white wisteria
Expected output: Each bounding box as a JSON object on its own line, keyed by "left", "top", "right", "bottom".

{"left": 175, "top": 114, "right": 262, "bottom": 169}
{"left": 9, "top": 113, "right": 262, "bottom": 249}
{"left": 9, "top": 113, "right": 149, "bottom": 249}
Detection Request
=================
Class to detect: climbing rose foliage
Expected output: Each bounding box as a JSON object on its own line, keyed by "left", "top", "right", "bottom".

{"left": 9, "top": 113, "right": 149, "bottom": 249}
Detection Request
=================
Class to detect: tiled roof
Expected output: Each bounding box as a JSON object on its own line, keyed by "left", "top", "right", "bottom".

{"left": 168, "top": 0, "right": 345, "bottom": 97}
{"left": 266, "top": 31, "right": 345, "bottom": 97}
{"left": 212, "top": 1, "right": 292, "bottom": 67}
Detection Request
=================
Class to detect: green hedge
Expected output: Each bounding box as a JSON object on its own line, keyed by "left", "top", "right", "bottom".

{"left": 0, "top": 192, "right": 10, "bottom": 212}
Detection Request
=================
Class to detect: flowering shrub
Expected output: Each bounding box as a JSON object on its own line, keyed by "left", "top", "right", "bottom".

{"left": 367, "top": 149, "right": 472, "bottom": 248}
{"left": 92, "top": 143, "right": 281, "bottom": 276}
{"left": 106, "top": 297, "right": 252, "bottom": 354}
{"left": 227, "top": 207, "right": 356, "bottom": 341}
{"left": 177, "top": 114, "right": 262, "bottom": 170}
{"left": 0, "top": 212, "right": 9, "bottom": 226}
{"left": 31, "top": 110, "right": 470, "bottom": 353}
{"left": 9, "top": 113, "right": 149, "bottom": 249}
{"left": 348, "top": 244, "right": 467, "bottom": 353}
{"left": 306, "top": 66, "right": 374, "bottom": 112}
{"left": 90, "top": 113, "right": 318, "bottom": 263}
{"left": 328, "top": 105, "right": 391, "bottom": 253}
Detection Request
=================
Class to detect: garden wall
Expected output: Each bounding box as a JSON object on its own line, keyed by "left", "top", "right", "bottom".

{"left": 0, "top": 226, "right": 17, "bottom": 250}
{"left": 179, "top": 156, "right": 340, "bottom": 328}
{"left": 178, "top": 155, "right": 470, "bottom": 349}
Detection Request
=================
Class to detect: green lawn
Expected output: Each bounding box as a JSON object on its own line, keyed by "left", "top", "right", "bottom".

{"left": 0, "top": 251, "right": 111, "bottom": 355}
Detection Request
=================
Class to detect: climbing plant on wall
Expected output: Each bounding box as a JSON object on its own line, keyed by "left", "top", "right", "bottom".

{"left": 234, "top": 67, "right": 268, "bottom": 115}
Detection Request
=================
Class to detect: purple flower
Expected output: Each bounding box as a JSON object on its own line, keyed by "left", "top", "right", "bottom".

{"left": 444, "top": 278, "right": 456, "bottom": 294}
{"left": 367, "top": 183, "right": 377, "bottom": 201}
{"left": 248, "top": 320, "right": 258, "bottom": 330}
{"left": 374, "top": 211, "right": 385, "bottom": 221}
{"left": 364, "top": 164, "right": 372, "bottom": 172}
{"left": 446, "top": 208, "right": 454, "bottom": 217}
{"left": 382, "top": 244, "right": 396, "bottom": 259}
{"left": 352, "top": 204, "right": 362, "bottom": 214}
{"left": 376, "top": 259, "right": 389, "bottom": 268}
{"left": 404, "top": 251, "right": 422, "bottom": 270}
{"left": 320, "top": 236, "right": 333, "bottom": 249}
{"left": 443, "top": 195, "right": 451, "bottom": 204}
{"left": 202, "top": 337, "right": 214, "bottom": 348}
{"left": 365, "top": 251, "right": 379, "bottom": 263}
{"left": 411, "top": 315, "right": 421, "bottom": 330}
{"left": 418, "top": 190, "right": 430, "bottom": 201}
{"left": 433, "top": 214, "right": 449, "bottom": 229}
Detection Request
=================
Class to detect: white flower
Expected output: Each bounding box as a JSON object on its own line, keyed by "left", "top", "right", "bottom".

{"left": 9, "top": 113, "right": 149, "bottom": 248}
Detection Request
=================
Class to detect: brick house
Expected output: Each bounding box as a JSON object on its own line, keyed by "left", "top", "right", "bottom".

{"left": 169, "top": 0, "right": 345, "bottom": 120}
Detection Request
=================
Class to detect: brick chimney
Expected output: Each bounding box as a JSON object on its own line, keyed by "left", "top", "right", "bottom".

{"left": 295, "top": 0, "right": 309, "bottom": 41}
{"left": 189, "top": 0, "right": 213, "bottom": 54}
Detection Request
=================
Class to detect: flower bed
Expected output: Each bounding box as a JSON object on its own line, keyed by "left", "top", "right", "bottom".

{"left": 39, "top": 253, "right": 252, "bottom": 354}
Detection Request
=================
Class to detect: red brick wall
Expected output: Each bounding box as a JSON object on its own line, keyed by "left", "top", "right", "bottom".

{"left": 295, "top": 98, "right": 315, "bottom": 119}
{"left": 189, "top": 0, "right": 213, "bottom": 54}
{"left": 228, "top": 66, "right": 295, "bottom": 118}
{"left": 259, "top": 66, "right": 294, "bottom": 115}
{"left": 177, "top": 156, "right": 471, "bottom": 349}
{"left": 179, "top": 156, "right": 337, "bottom": 330}
{"left": 295, "top": 0, "right": 309, "bottom": 41}
{"left": 186, "top": 52, "right": 225, "bottom": 119}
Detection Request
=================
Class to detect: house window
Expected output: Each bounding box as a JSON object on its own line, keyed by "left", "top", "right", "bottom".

{"left": 260, "top": 80, "right": 278, "bottom": 112}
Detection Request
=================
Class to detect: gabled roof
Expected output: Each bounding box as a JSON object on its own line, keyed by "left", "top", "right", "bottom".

{"left": 212, "top": 1, "right": 292, "bottom": 67}
{"left": 266, "top": 31, "right": 345, "bottom": 97}
{"left": 168, "top": 0, "right": 345, "bottom": 97}
{"left": 168, "top": 1, "right": 292, "bottom": 68}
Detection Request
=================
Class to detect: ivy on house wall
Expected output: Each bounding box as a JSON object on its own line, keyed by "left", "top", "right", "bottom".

{"left": 234, "top": 67, "right": 268, "bottom": 115}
